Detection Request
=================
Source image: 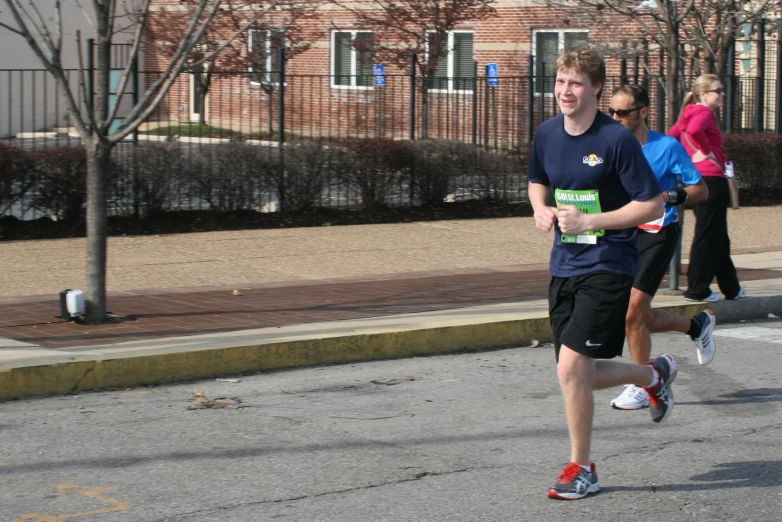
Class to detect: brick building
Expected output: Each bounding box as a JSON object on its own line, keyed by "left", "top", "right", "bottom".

{"left": 142, "top": 1, "right": 778, "bottom": 145}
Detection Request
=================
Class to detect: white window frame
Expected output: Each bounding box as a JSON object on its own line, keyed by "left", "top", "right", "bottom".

{"left": 249, "top": 29, "right": 282, "bottom": 86}
{"left": 330, "top": 30, "right": 374, "bottom": 90}
{"left": 532, "top": 29, "right": 589, "bottom": 97}
{"left": 425, "top": 30, "right": 474, "bottom": 94}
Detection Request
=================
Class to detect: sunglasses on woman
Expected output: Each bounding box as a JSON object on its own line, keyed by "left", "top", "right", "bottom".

{"left": 608, "top": 106, "right": 644, "bottom": 118}
{"left": 707, "top": 87, "right": 726, "bottom": 94}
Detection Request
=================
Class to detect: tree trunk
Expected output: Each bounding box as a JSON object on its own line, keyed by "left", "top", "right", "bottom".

{"left": 83, "top": 137, "right": 112, "bottom": 324}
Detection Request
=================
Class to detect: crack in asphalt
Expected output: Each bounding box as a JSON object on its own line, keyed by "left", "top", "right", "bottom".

{"left": 602, "top": 422, "right": 782, "bottom": 461}
{"left": 147, "top": 466, "right": 494, "bottom": 521}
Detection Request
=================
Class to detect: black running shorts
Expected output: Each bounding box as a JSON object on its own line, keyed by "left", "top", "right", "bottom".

{"left": 549, "top": 271, "right": 633, "bottom": 361}
{"left": 633, "top": 223, "right": 680, "bottom": 298}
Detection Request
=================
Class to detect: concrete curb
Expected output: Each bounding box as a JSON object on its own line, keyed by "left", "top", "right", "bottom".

{"left": 1, "top": 298, "right": 780, "bottom": 402}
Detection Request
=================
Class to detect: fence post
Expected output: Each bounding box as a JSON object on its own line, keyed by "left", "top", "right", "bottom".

{"left": 484, "top": 67, "right": 490, "bottom": 149}
{"left": 132, "top": 46, "right": 139, "bottom": 143}
{"left": 657, "top": 48, "right": 665, "bottom": 132}
{"left": 755, "top": 18, "right": 765, "bottom": 132}
{"left": 669, "top": 209, "right": 683, "bottom": 291}
{"left": 620, "top": 41, "right": 628, "bottom": 85}
{"left": 776, "top": 19, "right": 782, "bottom": 134}
{"left": 641, "top": 39, "right": 650, "bottom": 93}
{"left": 87, "top": 37, "right": 95, "bottom": 135}
{"left": 278, "top": 47, "right": 286, "bottom": 148}
{"left": 726, "top": 40, "right": 736, "bottom": 133}
{"left": 409, "top": 53, "right": 416, "bottom": 141}
{"left": 527, "top": 54, "right": 534, "bottom": 143}
{"left": 472, "top": 60, "right": 478, "bottom": 145}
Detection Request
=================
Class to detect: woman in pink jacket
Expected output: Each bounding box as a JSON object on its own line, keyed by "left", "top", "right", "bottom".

{"left": 669, "top": 74, "right": 745, "bottom": 302}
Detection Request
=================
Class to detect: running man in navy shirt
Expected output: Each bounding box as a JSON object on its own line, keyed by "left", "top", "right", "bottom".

{"left": 608, "top": 85, "right": 717, "bottom": 412}
{"left": 528, "top": 47, "right": 674, "bottom": 500}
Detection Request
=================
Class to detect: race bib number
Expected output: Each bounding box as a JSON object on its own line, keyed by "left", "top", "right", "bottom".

{"left": 554, "top": 189, "right": 605, "bottom": 244}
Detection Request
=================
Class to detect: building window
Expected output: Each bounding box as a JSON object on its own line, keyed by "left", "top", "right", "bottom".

{"left": 426, "top": 31, "right": 474, "bottom": 93}
{"left": 331, "top": 31, "right": 373, "bottom": 88}
{"left": 249, "top": 29, "right": 284, "bottom": 85}
{"left": 533, "top": 30, "right": 589, "bottom": 94}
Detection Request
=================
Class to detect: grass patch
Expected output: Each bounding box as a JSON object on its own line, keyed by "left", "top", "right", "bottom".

{"left": 142, "top": 124, "right": 291, "bottom": 141}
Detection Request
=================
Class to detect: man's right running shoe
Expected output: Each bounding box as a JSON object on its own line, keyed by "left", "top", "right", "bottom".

{"left": 611, "top": 384, "right": 649, "bottom": 410}
{"left": 643, "top": 354, "right": 677, "bottom": 423}
{"left": 547, "top": 462, "right": 600, "bottom": 500}
{"left": 691, "top": 309, "right": 716, "bottom": 365}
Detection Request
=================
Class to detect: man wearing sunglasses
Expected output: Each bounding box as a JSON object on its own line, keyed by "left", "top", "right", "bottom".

{"left": 608, "top": 85, "right": 715, "bottom": 412}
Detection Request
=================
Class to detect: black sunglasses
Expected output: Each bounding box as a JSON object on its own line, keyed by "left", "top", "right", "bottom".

{"left": 707, "top": 87, "right": 726, "bottom": 94}
{"left": 608, "top": 106, "right": 645, "bottom": 117}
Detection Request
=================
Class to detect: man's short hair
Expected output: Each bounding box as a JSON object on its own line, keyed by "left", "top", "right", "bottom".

{"left": 554, "top": 46, "right": 606, "bottom": 95}
{"left": 612, "top": 84, "right": 650, "bottom": 108}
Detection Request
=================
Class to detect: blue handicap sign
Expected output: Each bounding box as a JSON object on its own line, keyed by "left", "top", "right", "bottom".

{"left": 374, "top": 64, "right": 386, "bottom": 86}
{"left": 486, "top": 63, "right": 499, "bottom": 87}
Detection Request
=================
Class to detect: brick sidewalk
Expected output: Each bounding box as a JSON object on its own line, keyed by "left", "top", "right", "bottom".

{"left": 1, "top": 265, "right": 780, "bottom": 349}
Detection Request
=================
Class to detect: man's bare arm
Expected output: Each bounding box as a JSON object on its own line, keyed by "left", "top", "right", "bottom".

{"left": 557, "top": 195, "right": 664, "bottom": 235}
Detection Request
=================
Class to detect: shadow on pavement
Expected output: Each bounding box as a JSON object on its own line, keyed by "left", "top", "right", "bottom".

{"left": 677, "top": 387, "right": 782, "bottom": 406}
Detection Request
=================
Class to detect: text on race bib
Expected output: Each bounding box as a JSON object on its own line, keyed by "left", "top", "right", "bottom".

{"left": 554, "top": 188, "right": 605, "bottom": 244}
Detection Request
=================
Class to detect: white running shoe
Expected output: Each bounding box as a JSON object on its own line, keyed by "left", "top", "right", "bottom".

{"left": 610, "top": 385, "right": 649, "bottom": 410}
{"left": 732, "top": 288, "right": 748, "bottom": 299}
{"left": 691, "top": 309, "right": 716, "bottom": 365}
{"left": 684, "top": 291, "right": 721, "bottom": 303}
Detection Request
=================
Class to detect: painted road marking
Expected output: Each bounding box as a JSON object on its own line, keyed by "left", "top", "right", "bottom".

{"left": 713, "top": 326, "right": 782, "bottom": 344}
{"left": 12, "top": 485, "right": 131, "bottom": 521}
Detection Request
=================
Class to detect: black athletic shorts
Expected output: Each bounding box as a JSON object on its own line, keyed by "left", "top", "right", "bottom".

{"left": 549, "top": 271, "right": 633, "bottom": 361}
{"left": 633, "top": 222, "right": 680, "bottom": 298}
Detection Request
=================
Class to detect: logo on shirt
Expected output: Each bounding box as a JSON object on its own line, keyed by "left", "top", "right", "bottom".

{"left": 582, "top": 154, "right": 604, "bottom": 167}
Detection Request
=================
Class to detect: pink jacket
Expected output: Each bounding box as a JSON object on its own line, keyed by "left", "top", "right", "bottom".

{"left": 669, "top": 104, "right": 727, "bottom": 178}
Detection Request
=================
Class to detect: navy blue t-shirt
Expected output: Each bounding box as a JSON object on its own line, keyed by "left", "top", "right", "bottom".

{"left": 528, "top": 111, "right": 662, "bottom": 277}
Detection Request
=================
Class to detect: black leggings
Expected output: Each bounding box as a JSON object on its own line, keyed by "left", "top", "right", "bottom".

{"left": 685, "top": 176, "right": 741, "bottom": 300}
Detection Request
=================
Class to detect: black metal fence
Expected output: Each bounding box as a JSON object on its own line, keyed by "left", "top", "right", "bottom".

{"left": 1, "top": 58, "right": 779, "bottom": 220}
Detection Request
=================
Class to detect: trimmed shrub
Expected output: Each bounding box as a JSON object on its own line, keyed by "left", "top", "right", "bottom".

{"left": 29, "top": 146, "right": 88, "bottom": 221}
{"left": 112, "top": 143, "right": 187, "bottom": 217}
{"left": 411, "top": 139, "right": 476, "bottom": 207}
{"left": 338, "top": 138, "right": 414, "bottom": 210}
{"left": 0, "top": 143, "right": 35, "bottom": 215}
{"left": 262, "top": 141, "right": 333, "bottom": 212}
{"left": 188, "top": 142, "right": 270, "bottom": 212}
{"left": 722, "top": 133, "right": 782, "bottom": 195}
{"left": 470, "top": 147, "right": 528, "bottom": 203}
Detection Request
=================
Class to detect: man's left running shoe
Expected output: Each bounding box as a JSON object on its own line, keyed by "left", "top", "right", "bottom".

{"left": 547, "top": 462, "right": 600, "bottom": 500}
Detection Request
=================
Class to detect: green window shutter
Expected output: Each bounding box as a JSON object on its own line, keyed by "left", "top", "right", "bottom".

{"left": 355, "top": 32, "right": 374, "bottom": 87}
{"left": 334, "top": 32, "right": 352, "bottom": 86}
{"left": 269, "top": 30, "right": 284, "bottom": 84}
{"left": 565, "top": 32, "right": 589, "bottom": 49}
{"left": 453, "top": 33, "right": 474, "bottom": 91}
{"left": 427, "top": 32, "right": 448, "bottom": 90}
{"left": 536, "top": 32, "right": 558, "bottom": 94}
{"left": 249, "top": 30, "right": 267, "bottom": 83}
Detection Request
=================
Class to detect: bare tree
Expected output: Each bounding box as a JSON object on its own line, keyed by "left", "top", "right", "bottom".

{"left": 146, "top": 1, "right": 317, "bottom": 127}
{"left": 683, "top": 0, "right": 776, "bottom": 76}
{"left": 544, "top": 0, "right": 777, "bottom": 126}
{"left": 0, "top": 0, "right": 303, "bottom": 323}
{"left": 544, "top": 0, "right": 698, "bottom": 127}
{"left": 331, "top": 0, "right": 497, "bottom": 137}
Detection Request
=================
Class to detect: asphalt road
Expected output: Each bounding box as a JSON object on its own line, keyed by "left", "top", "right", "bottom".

{"left": 1, "top": 320, "right": 780, "bottom": 521}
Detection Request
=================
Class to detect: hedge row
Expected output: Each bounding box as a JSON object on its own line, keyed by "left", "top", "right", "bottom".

{"left": 2, "top": 133, "right": 778, "bottom": 222}
{"left": 0, "top": 139, "right": 527, "bottom": 221}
